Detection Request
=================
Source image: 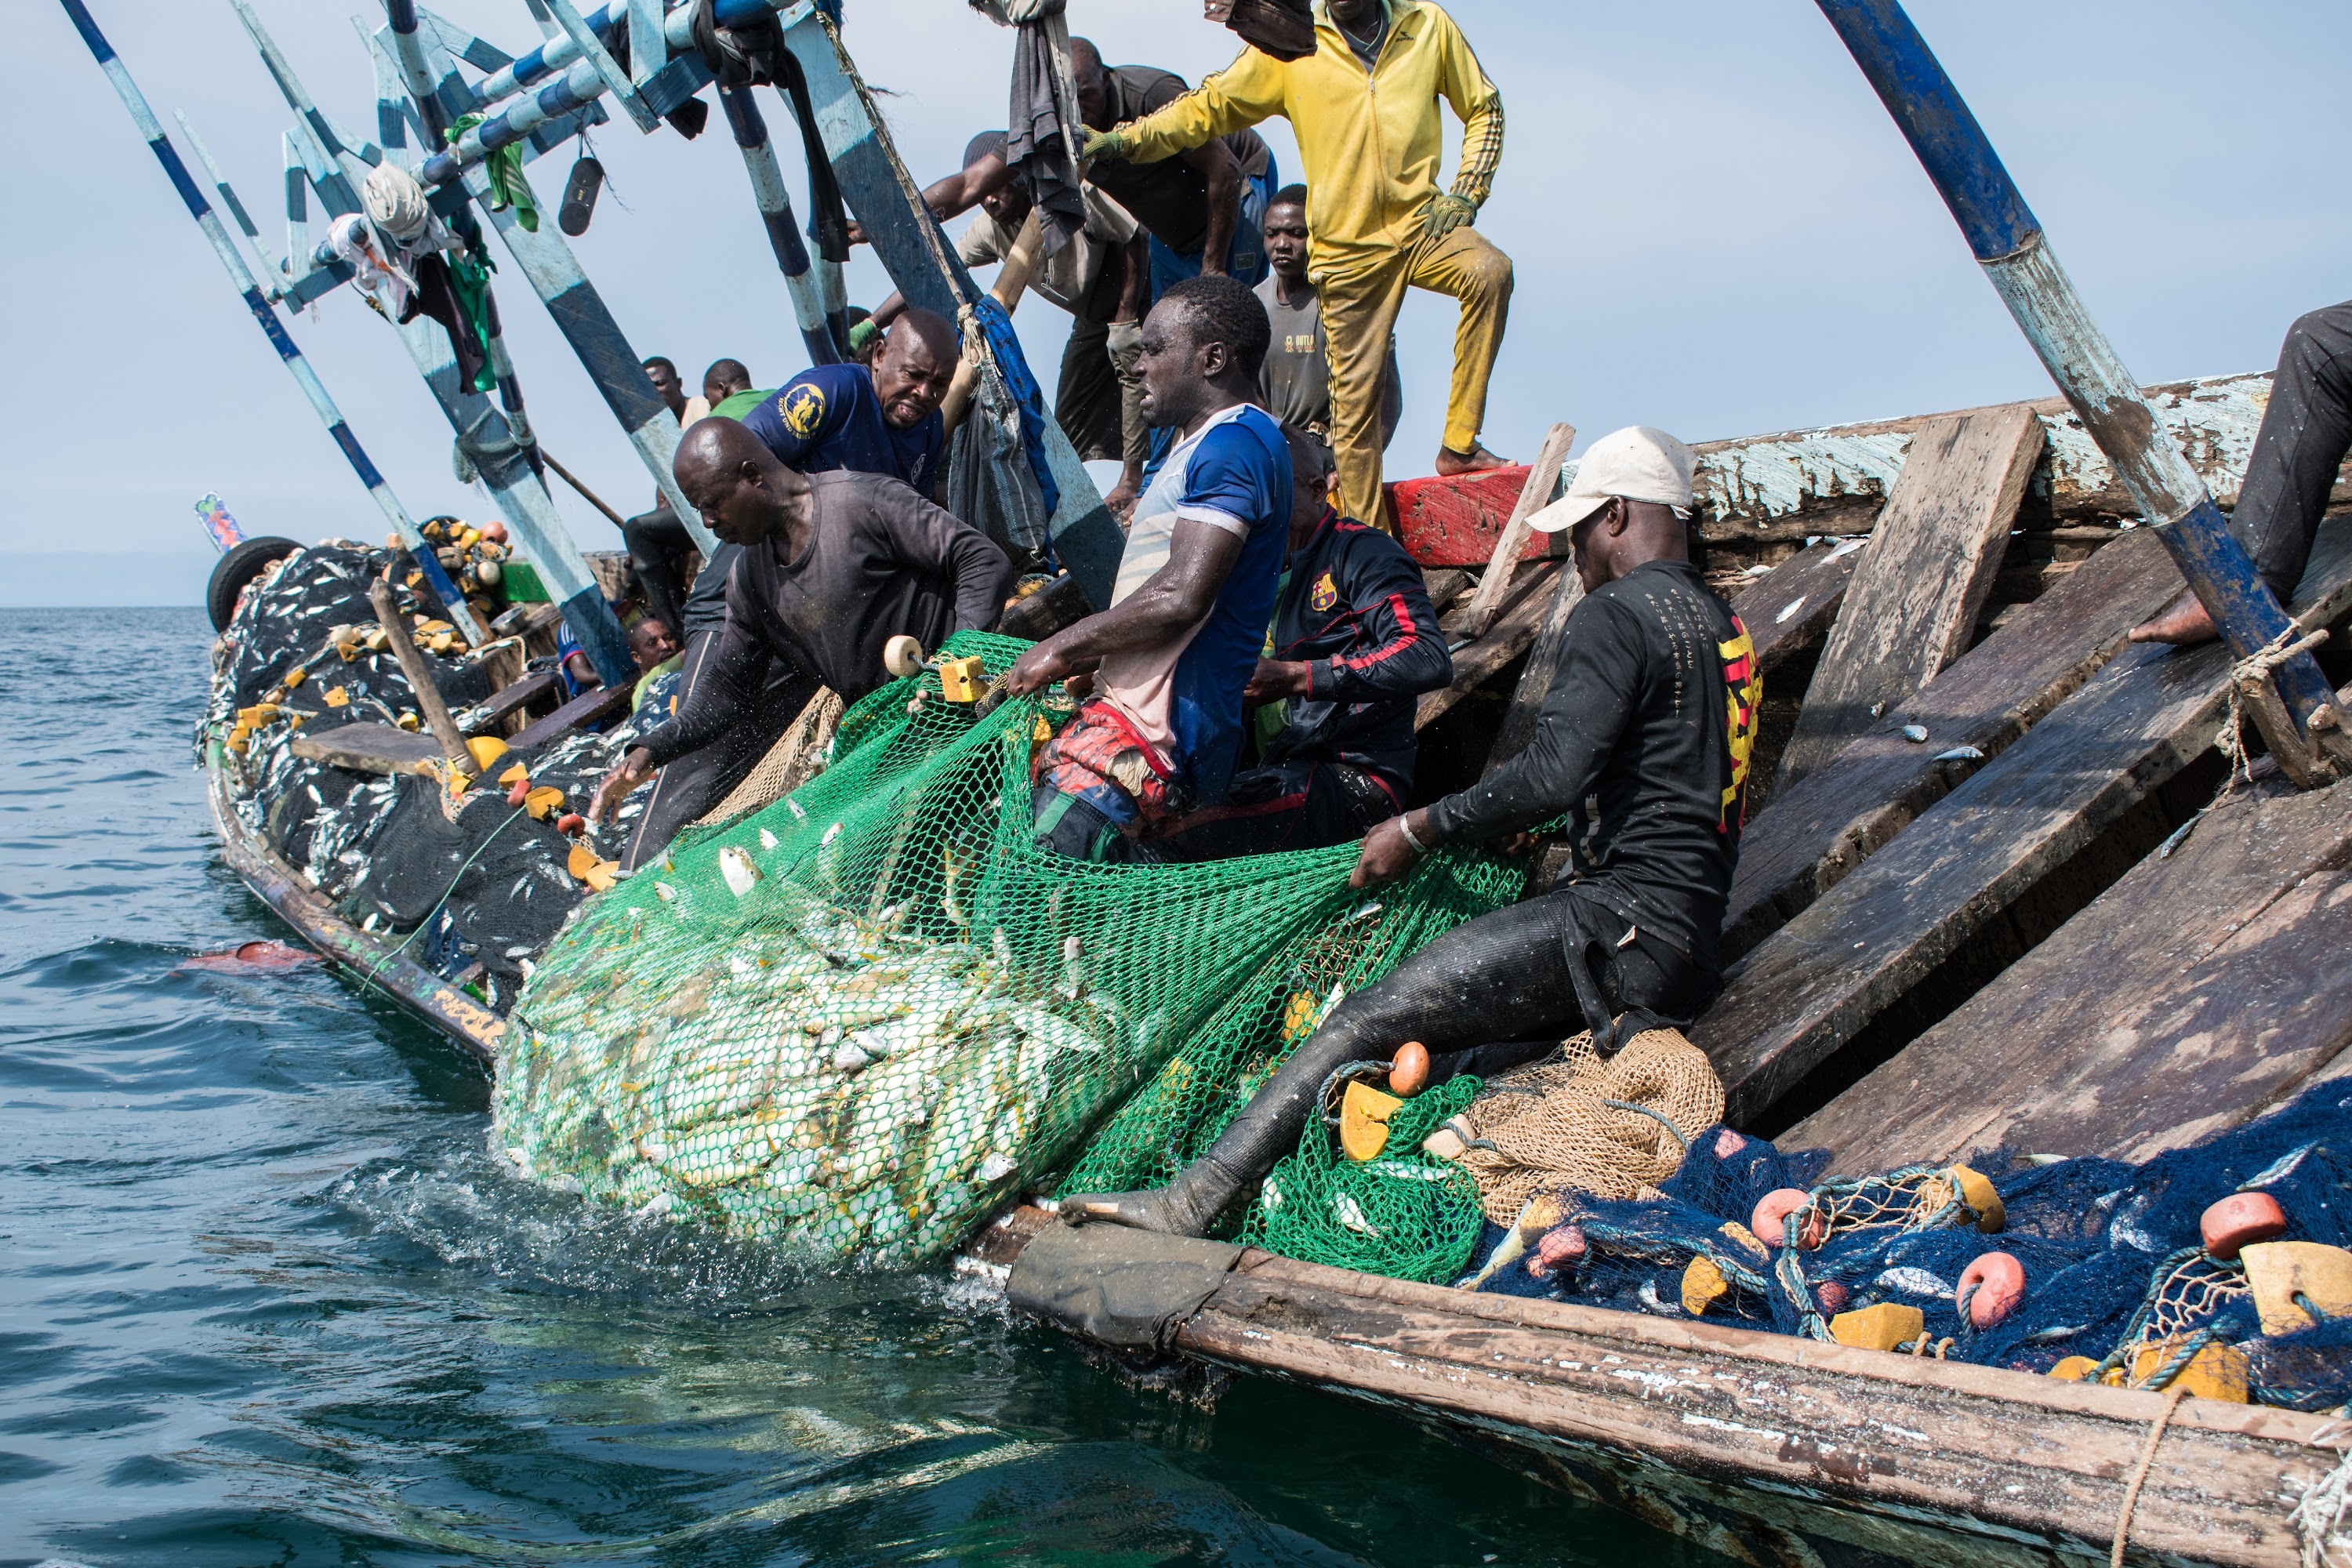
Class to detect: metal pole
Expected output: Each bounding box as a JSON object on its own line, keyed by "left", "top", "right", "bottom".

{"left": 776, "top": 6, "right": 1127, "bottom": 608}
{"left": 417, "top": 0, "right": 799, "bottom": 189}
{"left": 713, "top": 80, "right": 840, "bottom": 366}
{"left": 368, "top": 10, "right": 720, "bottom": 555}
{"left": 1814, "top": 0, "right": 2335, "bottom": 735}
{"left": 55, "top": 0, "right": 487, "bottom": 644}
{"left": 228, "top": 0, "right": 633, "bottom": 687}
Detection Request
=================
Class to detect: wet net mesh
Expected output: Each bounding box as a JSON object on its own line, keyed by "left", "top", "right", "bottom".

{"left": 496, "top": 632, "right": 1523, "bottom": 1266}
{"left": 1468, "top": 1075, "right": 2352, "bottom": 1410}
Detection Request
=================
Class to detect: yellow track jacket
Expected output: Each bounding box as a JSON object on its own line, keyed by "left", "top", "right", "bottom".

{"left": 1116, "top": 0, "right": 1503, "bottom": 273}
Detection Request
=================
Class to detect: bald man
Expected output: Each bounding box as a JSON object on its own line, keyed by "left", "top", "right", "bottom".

{"left": 590, "top": 420, "right": 1014, "bottom": 833}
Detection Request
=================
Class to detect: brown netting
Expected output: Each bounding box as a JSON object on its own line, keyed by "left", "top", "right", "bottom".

{"left": 1457, "top": 1028, "right": 1724, "bottom": 1224}
{"left": 694, "top": 689, "right": 845, "bottom": 829}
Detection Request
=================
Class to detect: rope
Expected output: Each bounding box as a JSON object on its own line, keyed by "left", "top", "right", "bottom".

{"left": 1456, "top": 1029, "right": 1722, "bottom": 1225}
{"left": 2167, "top": 616, "right": 2334, "bottom": 858}
{"left": 2111, "top": 1383, "right": 2190, "bottom": 1568}
{"left": 2287, "top": 1423, "right": 2352, "bottom": 1568}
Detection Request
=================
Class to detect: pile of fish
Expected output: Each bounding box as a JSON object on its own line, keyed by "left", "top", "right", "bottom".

{"left": 496, "top": 850, "right": 1169, "bottom": 1265}
{"left": 209, "top": 541, "right": 652, "bottom": 1008}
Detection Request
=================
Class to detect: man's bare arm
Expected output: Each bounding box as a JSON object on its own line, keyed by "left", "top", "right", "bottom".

{"left": 1001, "top": 521, "right": 1245, "bottom": 693}
{"left": 1180, "top": 140, "right": 1243, "bottom": 277}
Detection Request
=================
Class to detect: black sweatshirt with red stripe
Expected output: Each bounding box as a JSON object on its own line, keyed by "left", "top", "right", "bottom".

{"left": 1259, "top": 509, "right": 1453, "bottom": 796}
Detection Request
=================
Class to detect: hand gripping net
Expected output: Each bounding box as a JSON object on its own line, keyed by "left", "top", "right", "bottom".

{"left": 494, "top": 633, "right": 1522, "bottom": 1265}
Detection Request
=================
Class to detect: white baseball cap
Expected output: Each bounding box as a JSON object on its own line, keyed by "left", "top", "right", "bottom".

{"left": 1527, "top": 426, "right": 1696, "bottom": 533}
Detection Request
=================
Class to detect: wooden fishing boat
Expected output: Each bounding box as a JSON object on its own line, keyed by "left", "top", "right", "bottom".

{"left": 200, "top": 377, "right": 2352, "bottom": 1567}
{"left": 135, "top": 0, "right": 2352, "bottom": 1548}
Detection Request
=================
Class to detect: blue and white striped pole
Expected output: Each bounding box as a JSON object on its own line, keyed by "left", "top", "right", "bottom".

{"left": 1816, "top": 0, "right": 2336, "bottom": 735}
{"left": 714, "top": 81, "right": 840, "bottom": 366}
{"left": 775, "top": 6, "right": 1127, "bottom": 607}
{"left": 418, "top": 0, "right": 797, "bottom": 191}
{"left": 56, "top": 0, "right": 486, "bottom": 645}
{"left": 368, "top": 9, "right": 718, "bottom": 555}
{"left": 227, "top": 0, "right": 632, "bottom": 686}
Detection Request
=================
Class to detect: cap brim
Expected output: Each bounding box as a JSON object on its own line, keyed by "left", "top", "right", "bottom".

{"left": 1526, "top": 492, "right": 1610, "bottom": 534}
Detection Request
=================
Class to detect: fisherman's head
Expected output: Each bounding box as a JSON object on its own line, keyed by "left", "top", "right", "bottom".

{"left": 964, "top": 131, "right": 1029, "bottom": 230}
{"left": 1327, "top": 0, "right": 1382, "bottom": 34}
{"left": 702, "top": 358, "right": 751, "bottom": 405}
{"left": 643, "top": 355, "right": 684, "bottom": 418}
{"left": 869, "top": 308, "right": 958, "bottom": 430}
{"left": 1136, "top": 273, "right": 1270, "bottom": 431}
{"left": 1069, "top": 38, "right": 1111, "bottom": 131}
{"left": 673, "top": 419, "right": 809, "bottom": 547}
{"left": 629, "top": 615, "right": 681, "bottom": 671}
{"left": 1532, "top": 426, "right": 1697, "bottom": 593}
{"left": 1283, "top": 426, "right": 1334, "bottom": 549}
{"left": 1264, "top": 186, "right": 1310, "bottom": 286}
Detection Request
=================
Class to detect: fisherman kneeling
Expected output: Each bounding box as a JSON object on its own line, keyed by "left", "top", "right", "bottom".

{"left": 587, "top": 419, "right": 1014, "bottom": 826}
{"left": 1062, "top": 427, "right": 1762, "bottom": 1235}
{"left": 1000, "top": 274, "right": 1291, "bottom": 864}
{"left": 1151, "top": 432, "right": 1449, "bottom": 859}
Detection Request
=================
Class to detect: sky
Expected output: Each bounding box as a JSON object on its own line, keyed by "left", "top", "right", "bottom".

{"left": 3, "top": 0, "right": 2347, "bottom": 605}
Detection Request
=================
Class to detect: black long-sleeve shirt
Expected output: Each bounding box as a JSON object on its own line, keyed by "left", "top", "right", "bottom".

{"left": 639, "top": 472, "right": 1014, "bottom": 768}
{"left": 1260, "top": 509, "right": 1451, "bottom": 797}
{"left": 1425, "top": 559, "right": 1761, "bottom": 974}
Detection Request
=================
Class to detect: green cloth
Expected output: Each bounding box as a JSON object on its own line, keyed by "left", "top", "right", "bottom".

{"left": 446, "top": 114, "right": 539, "bottom": 232}
{"left": 443, "top": 246, "right": 499, "bottom": 394}
{"left": 710, "top": 387, "right": 773, "bottom": 421}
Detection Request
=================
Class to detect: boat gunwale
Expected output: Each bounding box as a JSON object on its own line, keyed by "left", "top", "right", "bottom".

{"left": 203, "top": 739, "right": 503, "bottom": 1063}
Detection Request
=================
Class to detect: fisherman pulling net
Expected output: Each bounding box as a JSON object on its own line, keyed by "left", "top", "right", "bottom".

{"left": 495, "top": 632, "right": 1520, "bottom": 1265}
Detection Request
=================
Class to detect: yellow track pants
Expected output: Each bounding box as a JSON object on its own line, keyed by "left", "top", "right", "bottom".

{"left": 1316, "top": 223, "right": 1513, "bottom": 527}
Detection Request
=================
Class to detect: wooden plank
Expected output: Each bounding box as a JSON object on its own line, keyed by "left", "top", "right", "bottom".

{"left": 1458, "top": 422, "right": 1577, "bottom": 641}
{"left": 1728, "top": 537, "right": 1867, "bottom": 676}
{"left": 1421, "top": 567, "right": 1472, "bottom": 618}
{"left": 1775, "top": 408, "right": 2044, "bottom": 792}
{"left": 289, "top": 720, "right": 448, "bottom": 776}
{"left": 1414, "top": 559, "right": 1562, "bottom": 729}
{"left": 1792, "top": 775, "right": 2352, "bottom": 1172}
{"left": 1694, "top": 517, "right": 2352, "bottom": 1126}
{"left": 1392, "top": 374, "right": 2332, "bottom": 561}
{"left": 1163, "top": 1250, "right": 2339, "bottom": 1568}
{"left": 369, "top": 577, "right": 475, "bottom": 776}
{"left": 205, "top": 759, "right": 503, "bottom": 1061}
{"left": 1486, "top": 557, "right": 1585, "bottom": 769}
{"left": 509, "top": 680, "right": 633, "bottom": 751}
{"left": 463, "top": 668, "right": 557, "bottom": 736}
{"left": 1721, "top": 528, "right": 2187, "bottom": 960}
{"left": 1692, "top": 372, "right": 2337, "bottom": 546}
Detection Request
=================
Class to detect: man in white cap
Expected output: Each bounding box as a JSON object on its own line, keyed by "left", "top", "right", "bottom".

{"left": 1058, "top": 426, "right": 1764, "bottom": 1240}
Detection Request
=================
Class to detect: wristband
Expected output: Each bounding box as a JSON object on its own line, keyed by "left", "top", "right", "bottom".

{"left": 1396, "top": 814, "right": 1429, "bottom": 854}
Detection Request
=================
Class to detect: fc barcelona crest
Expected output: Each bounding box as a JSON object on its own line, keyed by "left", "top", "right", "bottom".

{"left": 1308, "top": 570, "right": 1338, "bottom": 612}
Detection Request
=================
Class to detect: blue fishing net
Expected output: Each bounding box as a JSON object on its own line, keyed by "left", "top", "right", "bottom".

{"left": 1469, "top": 1078, "right": 2352, "bottom": 1410}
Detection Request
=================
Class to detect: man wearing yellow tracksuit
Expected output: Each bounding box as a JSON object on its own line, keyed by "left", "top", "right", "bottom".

{"left": 1084, "top": 0, "right": 1509, "bottom": 528}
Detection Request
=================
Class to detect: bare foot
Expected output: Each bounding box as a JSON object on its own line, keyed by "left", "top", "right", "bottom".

{"left": 2127, "top": 590, "right": 2221, "bottom": 646}
{"left": 1435, "top": 443, "right": 1510, "bottom": 477}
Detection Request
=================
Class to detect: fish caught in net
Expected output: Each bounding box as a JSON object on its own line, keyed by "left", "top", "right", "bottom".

{"left": 495, "top": 633, "right": 1523, "bottom": 1265}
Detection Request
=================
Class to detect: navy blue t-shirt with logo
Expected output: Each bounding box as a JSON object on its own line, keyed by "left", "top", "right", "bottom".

{"left": 739, "top": 363, "right": 944, "bottom": 495}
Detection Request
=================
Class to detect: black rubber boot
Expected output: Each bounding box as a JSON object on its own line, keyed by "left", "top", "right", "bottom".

{"left": 1062, "top": 889, "right": 1698, "bottom": 1235}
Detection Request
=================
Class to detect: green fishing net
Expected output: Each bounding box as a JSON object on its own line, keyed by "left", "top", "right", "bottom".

{"left": 1245, "top": 1074, "right": 1489, "bottom": 1284}
{"left": 494, "top": 632, "right": 1523, "bottom": 1266}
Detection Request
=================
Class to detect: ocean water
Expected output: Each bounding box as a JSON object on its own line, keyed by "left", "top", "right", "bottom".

{"left": 0, "top": 606, "right": 1717, "bottom": 1568}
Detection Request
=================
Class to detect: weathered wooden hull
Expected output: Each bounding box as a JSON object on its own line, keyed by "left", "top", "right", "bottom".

{"left": 971, "top": 1210, "right": 2350, "bottom": 1568}
{"left": 203, "top": 741, "right": 503, "bottom": 1065}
